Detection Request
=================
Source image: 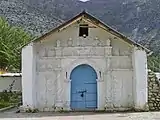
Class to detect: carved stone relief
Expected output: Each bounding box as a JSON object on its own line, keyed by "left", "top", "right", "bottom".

{"left": 55, "top": 48, "right": 62, "bottom": 57}
{"left": 37, "top": 45, "right": 56, "bottom": 58}
{"left": 62, "top": 47, "right": 107, "bottom": 57}
{"left": 44, "top": 48, "right": 48, "bottom": 57}
{"left": 38, "top": 63, "right": 46, "bottom": 72}
{"left": 94, "top": 37, "right": 101, "bottom": 46}
{"left": 77, "top": 47, "right": 91, "bottom": 56}
{"left": 37, "top": 59, "right": 61, "bottom": 72}
{"left": 105, "top": 47, "right": 112, "bottom": 56}
{"left": 75, "top": 36, "right": 106, "bottom": 47}
{"left": 45, "top": 73, "right": 56, "bottom": 92}
{"left": 106, "top": 38, "right": 111, "bottom": 46}
{"left": 48, "top": 48, "right": 55, "bottom": 57}
{"left": 56, "top": 59, "right": 61, "bottom": 68}
{"left": 111, "top": 75, "right": 117, "bottom": 106}
{"left": 56, "top": 40, "right": 61, "bottom": 47}
{"left": 67, "top": 38, "right": 73, "bottom": 47}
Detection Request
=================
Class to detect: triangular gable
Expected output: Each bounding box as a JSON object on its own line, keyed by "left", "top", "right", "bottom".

{"left": 23, "top": 11, "right": 151, "bottom": 54}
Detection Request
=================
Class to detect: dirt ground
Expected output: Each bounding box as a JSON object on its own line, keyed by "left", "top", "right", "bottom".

{"left": 0, "top": 111, "right": 160, "bottom": 120}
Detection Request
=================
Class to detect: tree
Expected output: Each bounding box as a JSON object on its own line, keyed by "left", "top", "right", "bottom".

{"left": 148, "top": 54, "right": 160, "bottom": 72}
{"left": 0, "top": 17, "right": 32, "bottom": 72}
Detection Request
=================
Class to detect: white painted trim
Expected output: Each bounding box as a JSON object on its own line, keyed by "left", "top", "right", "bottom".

{"left": 22, "top": 43, "right": 37, "bottom": 109}
{"left": 0, "top": 73, "right": 21, "bottom": 77}
{"left": 132, "top": 47, "right": 148, "bottom": 110}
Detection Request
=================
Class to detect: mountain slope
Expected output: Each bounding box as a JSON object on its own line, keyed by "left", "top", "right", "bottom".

{"left": 0, "top": 0, "right": 63, "bottom": 36}
{"left": 1, "top": 0, "right": 160, "bottom": 54}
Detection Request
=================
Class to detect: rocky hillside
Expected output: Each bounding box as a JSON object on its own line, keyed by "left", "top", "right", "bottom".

{"left": 0, "top": 0, "right": 63, "bottom": 36}
{"left": 1, "top": 0, "right": 160, "bottom": 54}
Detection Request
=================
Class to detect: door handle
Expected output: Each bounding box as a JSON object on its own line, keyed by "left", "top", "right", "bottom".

{"left": 81, "top": 93, "right": 84, "bottom": 97}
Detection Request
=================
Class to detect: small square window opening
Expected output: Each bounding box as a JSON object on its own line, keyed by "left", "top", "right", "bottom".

{"left": 79, "top": 24, "right": 88, "bottom": 37}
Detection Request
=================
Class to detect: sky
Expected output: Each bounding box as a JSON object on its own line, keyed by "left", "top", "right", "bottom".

{"left": 78, "top": 0, "right": 90, "bottom": 2}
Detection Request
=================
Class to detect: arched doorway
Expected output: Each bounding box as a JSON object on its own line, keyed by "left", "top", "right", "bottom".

{"left": 70, "top": 64, "right": 97, "bottom": 110}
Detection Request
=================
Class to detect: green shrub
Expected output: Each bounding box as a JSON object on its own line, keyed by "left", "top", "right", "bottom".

{"left": 0, "top": 102, "right": 11, "bottom": 108}
{"left": 0, "top": 91, "right": 22, "bottom": 108}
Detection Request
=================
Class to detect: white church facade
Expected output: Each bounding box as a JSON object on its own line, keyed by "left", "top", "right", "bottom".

{"left": 21, "top": 11, "right": 151, "bottom": 111}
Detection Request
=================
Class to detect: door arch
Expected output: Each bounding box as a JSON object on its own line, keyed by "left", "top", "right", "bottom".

{"left": 70, "top": 64, "right": 98, "bottom": 110}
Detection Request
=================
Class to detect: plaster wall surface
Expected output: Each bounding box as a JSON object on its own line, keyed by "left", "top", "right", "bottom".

{"left": 132, "top": 48, "right": 148, "bottom": 110}
{"left": 0, "top": 76, "right": 21, "bottom": 92}
{"left": 22, "top": 17, "right": 147, "bottom": 111}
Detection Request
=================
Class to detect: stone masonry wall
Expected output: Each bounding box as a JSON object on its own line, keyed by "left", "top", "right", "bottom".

{"left": 148, "top": 70, "right": 160, "bottom": 111}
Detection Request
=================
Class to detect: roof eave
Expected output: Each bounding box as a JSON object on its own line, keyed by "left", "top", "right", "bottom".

{"left": 21, "top": 11, "right": 151, "bottom": 54}
{"left": 83, "top": 11, "right": 151, "bottom": 53}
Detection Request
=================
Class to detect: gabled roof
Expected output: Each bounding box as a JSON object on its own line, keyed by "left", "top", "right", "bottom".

{"left": 23, "top": 11, "right": 151, "bottom": 54}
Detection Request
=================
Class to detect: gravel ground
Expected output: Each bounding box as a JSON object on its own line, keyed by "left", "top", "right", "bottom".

{"left": 0, "top": 111, "right": 160, "bottom": 120}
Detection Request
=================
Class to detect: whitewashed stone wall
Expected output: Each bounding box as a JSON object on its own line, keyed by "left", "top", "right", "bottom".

{"left": 22, "top": 17, "right": 148, "bottom": 111}
{"left": 0, "top": 76, "right": 21, "bottom": 92}
{"left": 148, "top": 71, "right": 160, "bottom": 111}
{"left": 32, "top": 19, "right": 135, "bottom": 111}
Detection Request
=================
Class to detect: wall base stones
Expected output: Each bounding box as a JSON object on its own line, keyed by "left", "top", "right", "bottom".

{"left": 148, "top": 70, "right": 160, "bottom": 111}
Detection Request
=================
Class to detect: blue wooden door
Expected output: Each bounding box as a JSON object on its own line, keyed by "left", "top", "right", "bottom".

{"left": 70, "top": 64, "right": 97, "bottom": 110}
